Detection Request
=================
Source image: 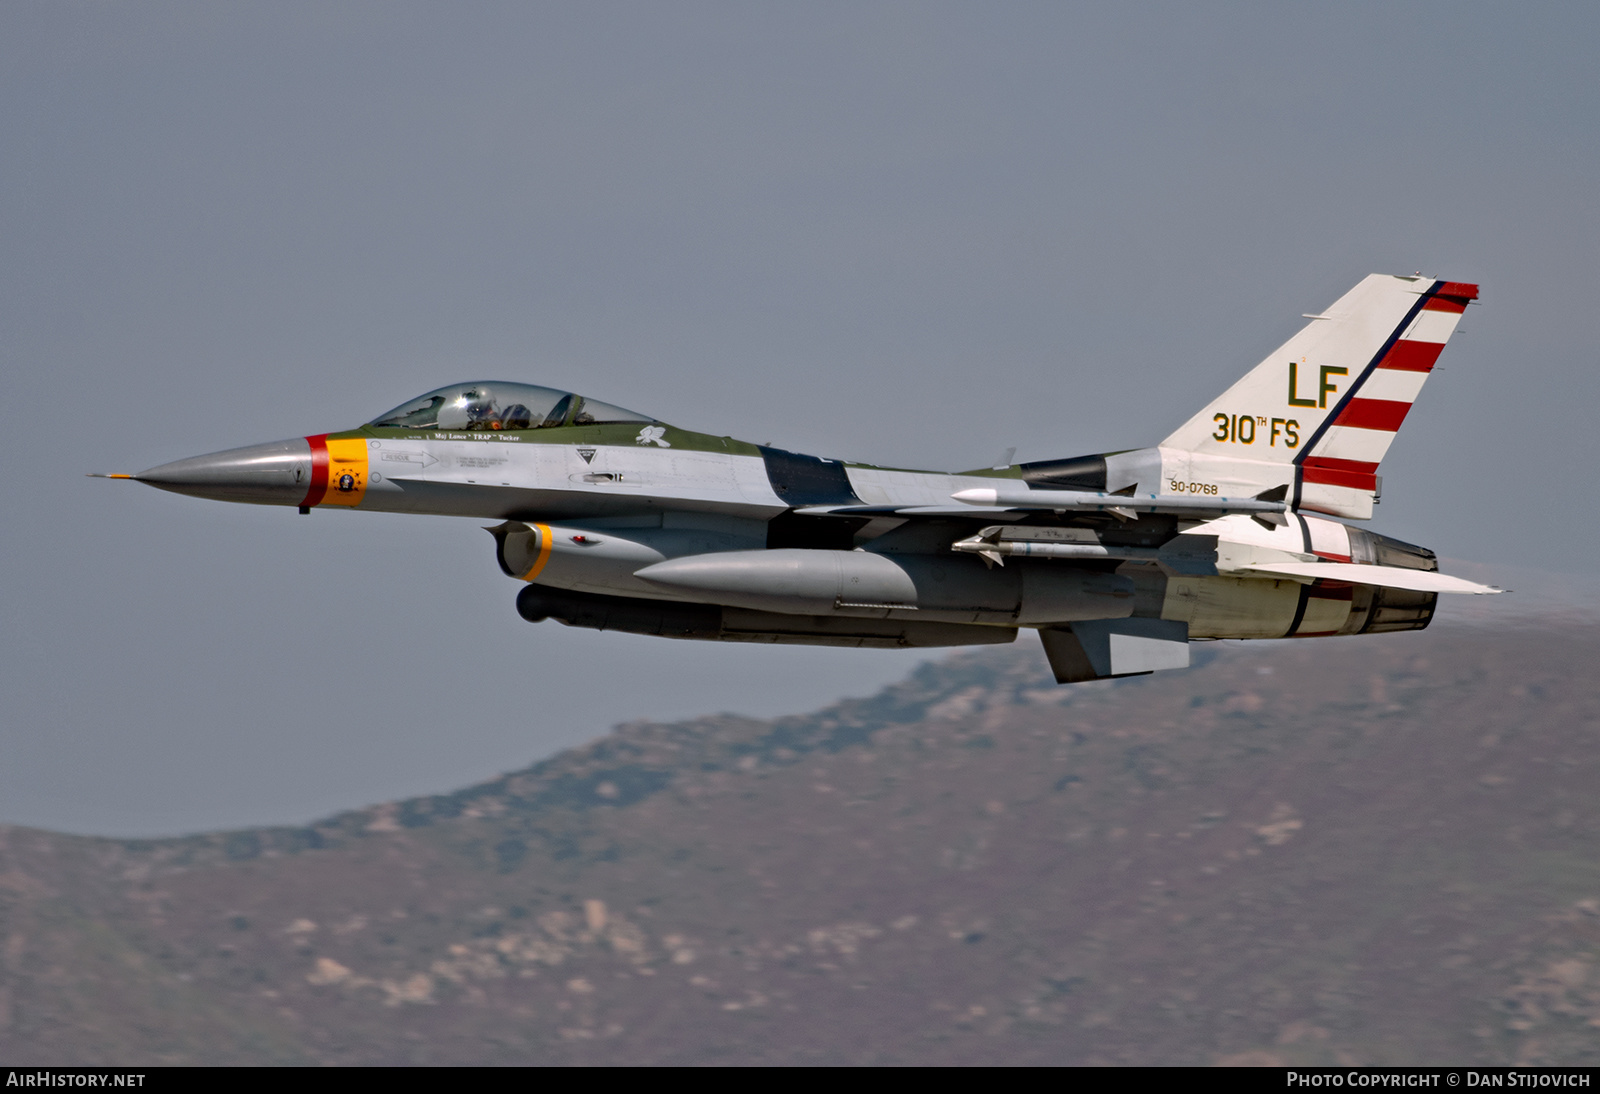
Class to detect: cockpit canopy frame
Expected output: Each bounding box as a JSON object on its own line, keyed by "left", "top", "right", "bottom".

{"left": 368, "top": 382, "right": 653, "bottom": 433}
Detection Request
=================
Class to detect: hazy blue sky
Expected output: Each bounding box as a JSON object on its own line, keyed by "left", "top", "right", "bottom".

{"left": 3, "top": 3, "right": 1596, "bottom": 836}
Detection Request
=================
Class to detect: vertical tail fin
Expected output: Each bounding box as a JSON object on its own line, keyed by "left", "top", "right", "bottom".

{"left": 1156, "top": 274, "right": 1477, "bottom": 519}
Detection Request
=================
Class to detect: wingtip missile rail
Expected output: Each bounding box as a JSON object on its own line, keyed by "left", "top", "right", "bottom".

{"left": 949, "top": 486, "right": 1290, "bottom": 519}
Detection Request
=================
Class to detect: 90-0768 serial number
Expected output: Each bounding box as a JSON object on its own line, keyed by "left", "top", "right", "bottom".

{"left": 1168, "top": 480, "right": 1219, "bottom": 495}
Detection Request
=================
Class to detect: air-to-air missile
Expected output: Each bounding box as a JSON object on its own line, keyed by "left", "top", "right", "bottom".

{"left": 100, "top": 274, "right": 1498, "bottom": 683}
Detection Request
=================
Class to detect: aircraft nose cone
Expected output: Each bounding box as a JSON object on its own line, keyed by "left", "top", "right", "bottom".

{"left": 135, "top": 438, "right": 314, "bottom": 506}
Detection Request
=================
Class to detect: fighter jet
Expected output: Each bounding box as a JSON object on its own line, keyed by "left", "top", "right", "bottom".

{"left": 103, "top": 273, "right": 1498, "bottom": 684}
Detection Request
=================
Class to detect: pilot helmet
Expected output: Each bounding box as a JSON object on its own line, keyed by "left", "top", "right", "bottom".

{"left": 461, "top": 389, "right": 497, "bottom": 422}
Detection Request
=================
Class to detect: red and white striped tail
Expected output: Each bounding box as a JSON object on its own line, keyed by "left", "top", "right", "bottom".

{"left": 1157, "top": 275, "right": 1477, "bottom": 520}
{"left": 1297, "top": 281, "right": 1476, "bottom": 517}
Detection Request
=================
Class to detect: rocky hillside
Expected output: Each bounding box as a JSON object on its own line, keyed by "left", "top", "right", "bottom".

{"left": 2, "top": 622, "right": 1598, "bottom": 1065}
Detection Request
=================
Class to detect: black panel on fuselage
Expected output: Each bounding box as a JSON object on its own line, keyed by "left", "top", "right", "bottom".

{"left": 758, "top": 447, "right": 862, "bottom": 506}
{"left": 1018, "top": 454, "right": 1108, "bottom": 491}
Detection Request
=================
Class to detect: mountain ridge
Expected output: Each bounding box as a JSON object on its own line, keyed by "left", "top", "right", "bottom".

{"left": 2, "top": 621, "right": 1597, "bottom": 1065}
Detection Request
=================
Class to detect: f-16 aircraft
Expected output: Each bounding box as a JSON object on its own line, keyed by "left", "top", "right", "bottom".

{"left": 103, "top": 273, "right": 1497, "bottom": 684}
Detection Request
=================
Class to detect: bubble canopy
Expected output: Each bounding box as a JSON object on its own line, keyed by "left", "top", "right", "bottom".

{"left": 369, "top": 383, "right": 653, "bottom": 432}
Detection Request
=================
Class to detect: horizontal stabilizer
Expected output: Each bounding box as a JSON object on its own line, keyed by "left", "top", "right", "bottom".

{"left": 1235, "top": 562, "right": 1500, "bottom": 595}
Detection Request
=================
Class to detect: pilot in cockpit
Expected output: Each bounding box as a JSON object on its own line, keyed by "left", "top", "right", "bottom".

{"left": 460, "top": 389, "right": 498, "bottom": 428}
{"left": 369, "top": 382, "right": 652, "bottom": 433}
{"left": 498, "top": 403, "right": 534, "bottom": 430}
{"left": 454, "top": 389, "right": 534, "bottom": 430}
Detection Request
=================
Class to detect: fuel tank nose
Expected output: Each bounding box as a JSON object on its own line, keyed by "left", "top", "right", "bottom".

{"left": 134, "top": 437, "right": 314, "bottom": 506}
